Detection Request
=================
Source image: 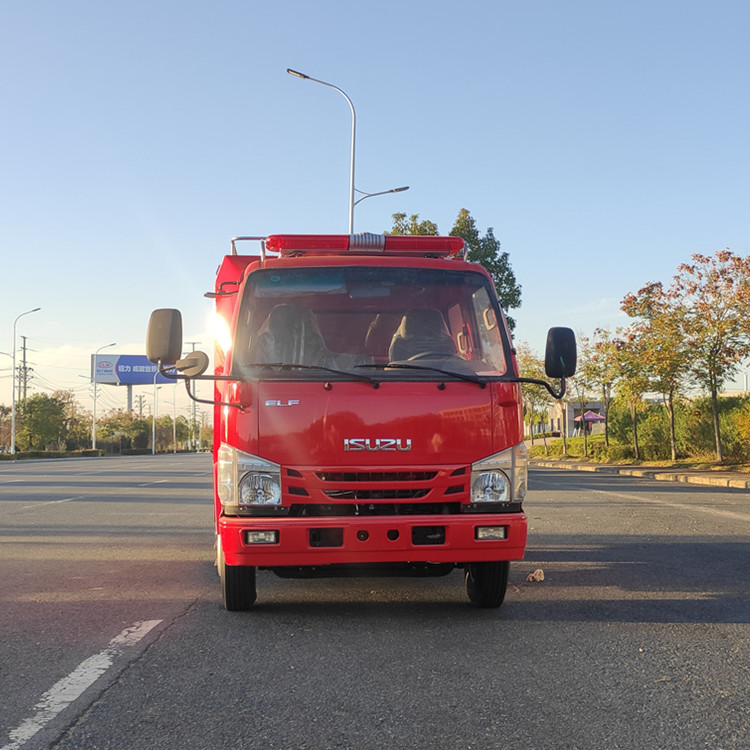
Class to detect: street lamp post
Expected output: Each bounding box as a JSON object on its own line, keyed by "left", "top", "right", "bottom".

{"left": 287, "top": 68, "right": 357, "bottom": 233}
{"left": 152, "top": 367, "right": 160, "bottom": 456}
{"left": 287, "top": 69, "right": 410, "bottom": 232}
{"left": 92, "top": 342, "right": 116, "bottom": 450}
{"left": 11, "top": 307, "right": 41, "bottom": 455}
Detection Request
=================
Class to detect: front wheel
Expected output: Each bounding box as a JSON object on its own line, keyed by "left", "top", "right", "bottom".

{"left": 218, "top": 540, "right": 257, "bottom": 611}
{"left": 465, "top": 561, "right": 509, "bottom": 608}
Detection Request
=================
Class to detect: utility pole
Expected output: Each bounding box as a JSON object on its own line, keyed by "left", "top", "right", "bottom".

{"left": 134, "top": 394, "right": 146, "bottom": 418}
{"left": 11, "top": 307, "right": 41, "bottom": 455}
{"left": 185, "top": 341, "right": 200, "bottom": 451}
{"left": 18, "top": 335, "right": 33, "bottom": 401}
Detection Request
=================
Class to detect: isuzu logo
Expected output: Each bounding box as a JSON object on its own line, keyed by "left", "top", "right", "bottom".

{"left": 344, "top": 438, "right": 412, "bottom": 452}
{"left": 265, "top": 399, "right": 300, "bottom": 407}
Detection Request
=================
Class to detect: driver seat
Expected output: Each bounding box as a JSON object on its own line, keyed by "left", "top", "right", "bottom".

{"left": 388, "top": 309, "right": 456, "bottom": 361}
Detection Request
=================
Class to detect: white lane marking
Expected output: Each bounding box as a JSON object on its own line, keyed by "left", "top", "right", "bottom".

{"left": 20, "top": 497, "right": 81, "bottom": 510}
{"left": 534, "top": 479, "right": 750, "bottom": 523}
{"left": 603, "top": 489, "right": 750, "bottom": 523}
{"left": 137, "top": 479, "right": 169, "bottom": 487}
{"left": 0, "top": 620, "right": 162, "bottom": 750}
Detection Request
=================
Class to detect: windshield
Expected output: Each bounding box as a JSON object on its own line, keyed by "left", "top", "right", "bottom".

{"left": 231, "top": 265, "right": 511, "bottom": 381}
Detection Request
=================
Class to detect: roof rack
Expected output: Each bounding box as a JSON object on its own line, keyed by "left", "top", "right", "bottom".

{"left": 230, "top": 234, "right": 467, "bottom": 261}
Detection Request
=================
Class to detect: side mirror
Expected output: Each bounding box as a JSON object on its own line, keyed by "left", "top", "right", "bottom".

{"left": 146, "top": 309, "right": 183, "bottom": 365}
{"left": 545, "top": 327, "right": 577, "bottom": 379}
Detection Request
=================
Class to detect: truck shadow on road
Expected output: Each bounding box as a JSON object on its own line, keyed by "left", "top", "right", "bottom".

{"left": 206, "top": 534, "right": 749, "bottom": 625}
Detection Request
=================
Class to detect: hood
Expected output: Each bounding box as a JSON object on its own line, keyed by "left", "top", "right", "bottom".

{"left": 251, "top": 380, "right": 498, "bottom": 468}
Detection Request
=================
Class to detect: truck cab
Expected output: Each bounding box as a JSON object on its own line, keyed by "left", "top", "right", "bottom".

{"left": 146, "top": 233, "right": 576, "bottom": 610}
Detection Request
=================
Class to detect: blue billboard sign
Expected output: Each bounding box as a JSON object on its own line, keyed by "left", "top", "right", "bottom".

{"left": 92, "top": 354, "right": 175, "bottom": 385}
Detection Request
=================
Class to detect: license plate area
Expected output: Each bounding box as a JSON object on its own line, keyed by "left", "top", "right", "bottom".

{"left": 309, "top": 528, "right": 344, "bottom": 548}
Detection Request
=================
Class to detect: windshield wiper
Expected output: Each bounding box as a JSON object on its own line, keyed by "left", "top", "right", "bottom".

{"left": 245, "top": 362, "right": 380, "bottom": 389}
{"left": 357, "top": 362, "right": 486, "bottom": 387}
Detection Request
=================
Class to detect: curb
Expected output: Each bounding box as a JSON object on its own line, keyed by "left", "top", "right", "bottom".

{"left": 532, "top": 460, "right": 750, "bottom": 490}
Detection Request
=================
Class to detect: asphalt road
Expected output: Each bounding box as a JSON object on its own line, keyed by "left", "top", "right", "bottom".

{"left": 0, "top": 455, "right": 748, "bottom": 750}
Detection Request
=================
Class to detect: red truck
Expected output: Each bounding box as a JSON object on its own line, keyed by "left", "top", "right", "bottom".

{"left": 146, "top": 232, "right": 575, "bottom": 610}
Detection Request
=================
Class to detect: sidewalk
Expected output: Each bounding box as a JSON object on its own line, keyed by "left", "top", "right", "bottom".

{"left": 531, "top": 458, "right": 750, "bottom": 490}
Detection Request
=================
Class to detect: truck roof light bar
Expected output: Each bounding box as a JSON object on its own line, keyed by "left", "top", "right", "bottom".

{"left": 263, "top": 234, "right": 467, "bottom": 260}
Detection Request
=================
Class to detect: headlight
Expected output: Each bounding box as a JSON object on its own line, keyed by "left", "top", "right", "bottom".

{"left": 470, "top": 443, "right": 528, "bottom": 504}
{"left": 471, "top": 471, "right": 511, "bottom": 503}
{"left": 239, "top": 472, "right": 281, "bottom": 505}
{"left": 217, "top": 443, "right": 281, "bottom": 509}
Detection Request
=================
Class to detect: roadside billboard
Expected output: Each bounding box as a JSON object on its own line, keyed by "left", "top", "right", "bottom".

{"left": 91, "top": 354, "right": 174, "bottom": 385}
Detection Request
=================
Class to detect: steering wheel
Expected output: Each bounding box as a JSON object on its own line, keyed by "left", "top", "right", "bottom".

{"left": 407, "top": 351, "right": 457, "bottom": 361}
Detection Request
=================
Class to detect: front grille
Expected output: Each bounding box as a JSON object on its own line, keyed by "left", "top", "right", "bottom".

{"left": 316, "top": 471, "right": 437, "bottom": 482}
{"left": 284, "top": 465, "right": 469, "bottom": 517}
{"left": 324, "top": 488, "right": 429, "bottom": 500}
{"left": 289, "top": 502, "right": 461, "bottom": 517}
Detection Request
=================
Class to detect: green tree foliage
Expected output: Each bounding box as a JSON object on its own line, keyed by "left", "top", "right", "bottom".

{"left": 176, "top": 415, "right": 191, "bottom": 445}
{"left": 516, "top": 343, "right": 550, "bottom": 451}
{"left": 449, "top": 209, "right": 522, "bottom": 326}
{"left": 583, "top": 329, "right": 621, "bottom": 447}
{"left": 54, "top": 389, "right": 90, "bottom": 450}
{"left": 611, "top": 329, "right": 652, "bottom": 461}
{"left": 621, "top": 282, "right": 691, "bottom": 461}
{"left": 388, "top": 209, "right": 522, "bottom": 329}
{"left": 0, "top": 404, "right": 11, "bottom": 450}
{"left": 1, "top": 392, "right": 206, "bottom": 456}
{"left": 16, "top": 393, "right": 68, "bottom": 450}
{"left": 606, "top": 393, "right": 750, "bottom": 463}
{"left": 567, "top": 335, "right": 598, "bottom": 457}
{"left": 389, "top": 212, "right": 438, "bottom": 236}
{"left": 98, "top": 410, "right": 151, "bottom": 452}
{"left": 623, "top": 249, "right": 750, "bottom": 462}
{"left": 671, "top": 250, "right": 750, "bottom": 462}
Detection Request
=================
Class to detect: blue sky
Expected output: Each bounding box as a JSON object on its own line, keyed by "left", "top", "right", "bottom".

{"left": 2, "top": 0, "right": 750, "bottom": 413}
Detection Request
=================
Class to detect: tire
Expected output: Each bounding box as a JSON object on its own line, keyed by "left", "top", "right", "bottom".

{"left": 218, "top": 541, "right": 257, "bottom": 611}
{"left": 465, "top": 561, "right": 509, "bottom": 608}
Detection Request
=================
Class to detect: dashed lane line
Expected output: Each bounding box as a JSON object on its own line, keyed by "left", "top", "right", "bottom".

{"left": 0, "top": 620, "right": 163, "bottom": 750}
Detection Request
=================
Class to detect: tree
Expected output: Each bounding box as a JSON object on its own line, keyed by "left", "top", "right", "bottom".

{"left": 568, "top": 335, "right": 597, "bottom": 457}
{"left": 388, "top": 209, "right": 522, "bottom": 329}
{"left": 621, "top": 282, "right": 690, "bottom": 461}
{"left": 131, "top": 418, "right": 151, "bottom": 450}
{"left": 612, "top": 329, "right": 651, "bottom": 461}
{"left": 53, "top": 390, "right": 90, "bottom": 450}
{"left": 449, "top": 209, "right": 522, "bottom": 327}
{"left": 584, "top": 329, "right": 621, "bottom": 447}
{"left": 0, "top": 404, "right": 10, "bottom": 451}
{"left": 176, "top": 415, "right": 191, "bottom": 447}
{"left": 16, "top": 394, "right": 67, "bottom": 450}
{"left": 516, "top": 343, "right": 550, "bottom": 453}
{"left": 389, "top": 212, "right": 438, "bottom": 236}
{"left": 98, "top": 410, "right": 154, "bottom": 452}
{"left": 665, "top": 250, "right": 750, "bottom": 461}
{"left": 156, "top": 415, "right": 175, "bottom": 453}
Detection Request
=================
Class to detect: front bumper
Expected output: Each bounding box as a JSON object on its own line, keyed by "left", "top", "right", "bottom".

{"left": 219, "top": 512, "right": 527, "bottom": 567}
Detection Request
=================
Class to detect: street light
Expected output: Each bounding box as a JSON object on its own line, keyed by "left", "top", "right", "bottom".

{"left": 11, "top": 307, "right": 41, "bottom": 455}
{"left": 92, "top": 342, "right": 116, "bottom": 450}
{"left": 152, "top": 367, "right": 160, "bottom": 455}
{"left": 354, "top": 185, "right": 409, "bottom": 206}
{"left": 287, "top": 68, "right": 357, "bottom": 233}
